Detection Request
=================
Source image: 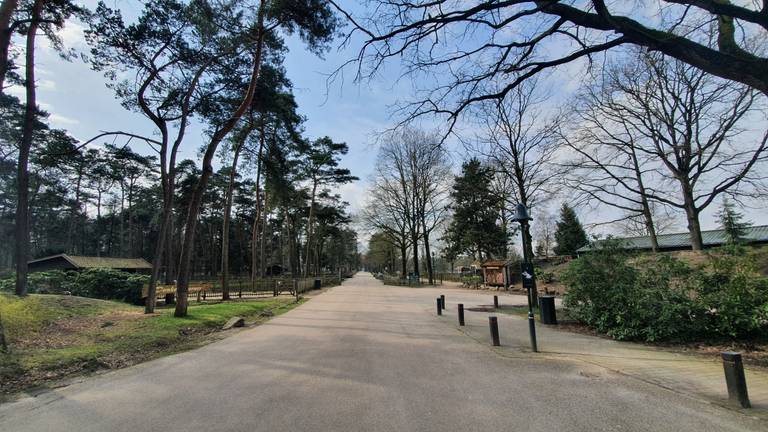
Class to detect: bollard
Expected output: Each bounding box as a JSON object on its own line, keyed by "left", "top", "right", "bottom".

{"left": 440, "top": 294, "right": 446, "bottom": 310}
{"left": 436, "top": 298, "right": 442, "bottom": 315}
{"left": 722, "top": 352, "right": 751, "bottom": 408}
{"left": 493, "top": 295, "right": 499, "bottom": 308}
{"left": 489, "top": 316, "right": 500, "bottom": 346}
{"left": 458, "top": 303, "right": 465, "bottom": 326}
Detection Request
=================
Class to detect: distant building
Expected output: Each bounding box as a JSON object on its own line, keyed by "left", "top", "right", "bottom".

{"left": 577, "top": 225, "right": 768, "bottom": 253}
{"left": 28, "top": 254, "right": 152, "bottom": 273}
{"left": 480, "top": 259, "right": 517, "bottom": 287}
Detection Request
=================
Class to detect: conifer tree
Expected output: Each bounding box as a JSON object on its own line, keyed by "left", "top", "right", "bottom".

{"left": 717, "top": 199, "right": 751, "bottom": 245}
{"left": 553, "top": 204, "right": 588, "bottom": 256}
{"left": 443, "top": 159, "right": 506, "bottom": 260}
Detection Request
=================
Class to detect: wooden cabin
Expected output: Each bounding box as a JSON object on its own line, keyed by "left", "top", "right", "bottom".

{"left": 480, "top": 259, "right": 516, "bottom": 288}
{"left": 28, "top": 254, "right": 152, "bottom": 273}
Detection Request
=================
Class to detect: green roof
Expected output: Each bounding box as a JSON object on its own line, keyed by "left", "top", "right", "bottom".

{"left": 28, "top": 254, "right": 152, "bottom": 269}
{"left": 577, "top": 225, "right": 768, "bottom": 252}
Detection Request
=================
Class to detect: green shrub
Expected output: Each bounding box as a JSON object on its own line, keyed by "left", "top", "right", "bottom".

{"left": 65, "top": 268, "right": 148, "bottom": 304}
{"left": 693, "top": 253, "right": 768, "bottom": 338}
{"left": 562, "top": 241, "right": 768, "bottom": 342}
{"left": 0, "top": 269, "right": 148, "bottom": 304}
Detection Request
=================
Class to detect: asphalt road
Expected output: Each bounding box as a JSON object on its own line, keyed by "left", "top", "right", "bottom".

{"left": 1, "top": 272, "right": 765, "bottom": 431}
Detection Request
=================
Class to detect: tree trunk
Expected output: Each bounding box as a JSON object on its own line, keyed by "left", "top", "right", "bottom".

{"left": 400, "top": 242, "right": 407, "bottom": 278}
{"left": 303, "top": 177, "right": 318, "bottom": 278}
{"left": 411, "top": 232, "right": 419, "bottom": 277}
{"left": 0, "top": 0, "right": 18, "bottom": 94}
{"left": 630, "top": 147, "right": 659, "bottom": 252}
{"left": 14, "top": 0, "right": 42, "bottom": 297}
{"left": 421, "top": 221, "right": 434, "bottom": 284}
{"left": 175, "top": 10, "right": 266, "bottom": 317}
{"left": 250, "top": 127, "right": 265, "bottom": 284}
{"left": 260, "top": 190, "right": 268, "bottom": 277}
{"left": 680, "top": 179, "right": 703, "bottom": 251}
{"left": 220, "top": 142, "right": 242, "bottom": 300}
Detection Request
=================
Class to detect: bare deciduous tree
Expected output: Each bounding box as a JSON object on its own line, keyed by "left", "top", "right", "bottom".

{"left": 365, "top": 128, "right": 451, "bottom": 282}
{"left": 330, "top": 0, "right": 768, "bottom": 139}
{"left": 563, "top": 52, "right": 766, "bottom": 250}
{"left": 470, "top": 82, "right": 560, "bottom": 260}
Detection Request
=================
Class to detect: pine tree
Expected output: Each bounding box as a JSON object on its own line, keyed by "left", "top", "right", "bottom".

{"left": 717, "top": 199, "right": 751, "bottom": 244}
{"left": 443, "top": 159, "right": 507, "bottom": 260}
{"left": 553, "top": 204, "right": 588, "bottom": 256}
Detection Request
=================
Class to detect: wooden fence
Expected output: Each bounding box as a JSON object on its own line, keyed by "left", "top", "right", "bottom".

{"left": 143, "top": 275, "right": 345, "bottom": 304}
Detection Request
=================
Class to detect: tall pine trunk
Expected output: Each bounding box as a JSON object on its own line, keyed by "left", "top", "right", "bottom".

{"left": 175, "top": 8, "right": 266, "bottom": 317}
{"left": 303, "top": 178, "right": 318, "bottom": 277}
{"left": 221, "top": 142, "right": 243, "bottom": 300}
{"left": 260, "top": 191, "right": 267, "bottom": 277}
{"left": 250, "top": 127, "right": 265, "bottom": 284}
{"left": 14, "top": 0, "right": 43, "bottom": 297}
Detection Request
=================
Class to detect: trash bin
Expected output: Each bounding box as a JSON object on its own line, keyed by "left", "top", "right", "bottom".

{"left": 314, "top": 279, "right": 321, "bottom": 290}
{"left": 539, "top": 295, "right": 557, "bottom": 325}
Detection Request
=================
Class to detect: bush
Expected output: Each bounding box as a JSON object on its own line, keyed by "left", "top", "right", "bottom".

{"left": 0, "top": 268, "right": 148, "bottom": 304}
{"left": 562, "top": 241, "right": 768, "bottom": 342}
{"left": 65, "top": 268, "right": 148, "bottom": 304}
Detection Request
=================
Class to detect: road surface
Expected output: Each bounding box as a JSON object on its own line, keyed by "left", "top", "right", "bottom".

{"left": 0, "top": 272, "right": 765, "bottom": 431}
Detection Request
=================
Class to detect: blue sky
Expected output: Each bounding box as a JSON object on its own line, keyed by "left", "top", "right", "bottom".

{"left": 10, "top": 0, "right": 766, "bottom": 248}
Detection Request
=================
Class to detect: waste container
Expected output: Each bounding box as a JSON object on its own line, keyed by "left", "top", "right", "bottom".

{"left": 314, "top": 279, "right": 321, "bottom": 290}
{"left": 539, "top": 295, "right": 557, "bottom": 324}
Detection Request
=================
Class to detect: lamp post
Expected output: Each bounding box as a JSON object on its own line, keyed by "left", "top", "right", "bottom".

{"left": 512, "top": 203, "right": 538, "bottom": 352}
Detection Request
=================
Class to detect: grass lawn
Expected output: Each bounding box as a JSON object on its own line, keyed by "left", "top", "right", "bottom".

{"left": 0, "top": 294, "right": 300, "bottom": 397}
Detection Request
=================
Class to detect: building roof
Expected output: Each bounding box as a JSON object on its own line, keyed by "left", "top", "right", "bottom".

{"left": 577, "top": 225, "right": 768, "bottom": 253}
{"left": 28, "top": 254, "right": 152, "bottom": 269}
{"left": 481, "top": 259, "right": 515, "bottom": 267}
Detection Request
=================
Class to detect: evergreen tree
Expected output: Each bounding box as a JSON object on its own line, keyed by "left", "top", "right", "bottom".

{"left": 443, "top": 159, "right": 506, "bottom": 260}
{"left": 717, "top": 199, "right": 751, "bottom": 244}
{"left": 553, "top": 204, "right": 588, "bottom": 256}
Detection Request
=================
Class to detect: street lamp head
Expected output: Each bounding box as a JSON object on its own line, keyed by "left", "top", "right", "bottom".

{"left": 511, "top": 203, "right": 532, "bottom": 223}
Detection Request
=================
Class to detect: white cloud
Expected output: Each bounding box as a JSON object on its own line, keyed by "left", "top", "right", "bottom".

{"left": 49, "top": 113, "right": 80, "bottom": 126}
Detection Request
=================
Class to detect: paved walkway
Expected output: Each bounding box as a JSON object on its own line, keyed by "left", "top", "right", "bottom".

{"left": 0, "top": 273, "right": 765, "bottom": 431}
{"left": 430, "top": 290, "right": 768, "bottom": 415}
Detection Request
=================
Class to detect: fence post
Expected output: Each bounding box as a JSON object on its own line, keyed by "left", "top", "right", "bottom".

{"left": 489, "top": 316, "right": 500, "bottom": 346}
{"left": 458, "top": 303, "right": 465, "bottom": 326}
{"left": 722, "top": 352, "right": 751, "bottom": 408}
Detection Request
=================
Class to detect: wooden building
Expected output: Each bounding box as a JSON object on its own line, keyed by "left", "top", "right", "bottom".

{"left": 28, "top": 254, "right": 152, "bottom": 273}
{"left": 481, "top": 259, "right": 516, "bottom": 288}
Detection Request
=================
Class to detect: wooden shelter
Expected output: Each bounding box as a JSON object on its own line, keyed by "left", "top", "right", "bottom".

{"left": 480, "top": 259, "right": 516, "bottom": 288}
{"left": 28, "top": 254, "right": 152, "bottom": 273}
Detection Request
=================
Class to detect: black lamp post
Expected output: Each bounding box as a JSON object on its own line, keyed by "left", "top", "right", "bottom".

{"left": 511, "top": 203, "right": 538, "bottom": 352}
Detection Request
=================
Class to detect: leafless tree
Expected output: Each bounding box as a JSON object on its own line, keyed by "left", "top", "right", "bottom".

{"left": 563, "top": 51, "right": 766, "bottom": 251}
{"left": 330, "top": 0, "right": 768, "bottom": 133}
{"left": 469, "top": 81, "right": 560, "bottom": 259}
{"left": 366, "top": 128, "right": 451, "bottom": 282}
{"left": 360, "top": 177, "right": 411, "bottom": 277}
{"left": 533, "top": 211, "right": 556, "bottom": 258}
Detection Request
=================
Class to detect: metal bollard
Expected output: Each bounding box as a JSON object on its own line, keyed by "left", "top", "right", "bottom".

{"left": 489, "top": 316, "right": 500, "bottom": 346}
{"left": 493, "top": 295, "right": 499, "bottom": 308}
{"left": 436, "top": 298, "right": 442, "bottom": 316}
{"left": 440, "top": 294, "right": 446, "bottom": 310}
{"left": 458, "top": 303, "right": 465, "bottom": 326}
{"left": 722, "top": 352, "right": 751, "bottom": 408}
